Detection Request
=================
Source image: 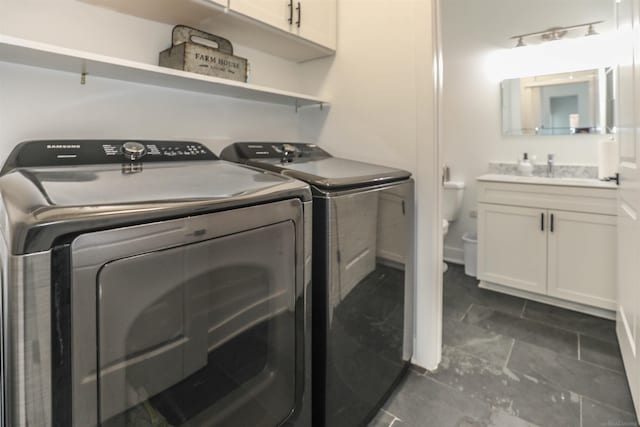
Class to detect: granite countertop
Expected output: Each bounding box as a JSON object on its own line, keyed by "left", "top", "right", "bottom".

{"left": 477, "top": 174, "right": 618, "bottom": 189}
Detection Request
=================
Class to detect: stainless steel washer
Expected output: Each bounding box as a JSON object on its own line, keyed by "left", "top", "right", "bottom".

{"left": 0, "top": 140, "right": 312, "bottom": 427}
{"left": 221, "top": 142, "right": 415, "bottom": 427}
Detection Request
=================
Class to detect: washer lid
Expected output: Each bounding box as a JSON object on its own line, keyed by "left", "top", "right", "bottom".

{"left": 19, "top": 161, "right": 303, "bottom": 206}
{"left": 248, "top": 157, "right": 411, "bottom": 189}
{"left": 0, "top": 160, "right": 310, "bottom": 254}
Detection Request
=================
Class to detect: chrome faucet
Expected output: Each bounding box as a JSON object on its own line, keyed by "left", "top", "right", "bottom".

{"left": 547, "top": 153, "right": 555, "bottom": 177}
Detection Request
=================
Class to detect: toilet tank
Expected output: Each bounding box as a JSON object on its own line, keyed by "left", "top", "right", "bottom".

{"left": 443, "top": 181, "right": 465, "bottom": 221}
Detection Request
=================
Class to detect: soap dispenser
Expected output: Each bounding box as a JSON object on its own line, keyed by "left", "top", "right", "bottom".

{"left": 518, "top": 153, "right": 534, "bottom": 176}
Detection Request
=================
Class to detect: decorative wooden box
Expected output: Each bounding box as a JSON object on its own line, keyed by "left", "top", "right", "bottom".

{"left": 159, "top": 26, "right": 248, "bottom": 82}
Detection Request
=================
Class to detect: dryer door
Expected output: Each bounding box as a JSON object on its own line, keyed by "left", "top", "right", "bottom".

{"left": 315, "top": 181, "right": 415, "bottom": 427}
{"left": 67, "top": 199, "right": 304, "bottom": 427}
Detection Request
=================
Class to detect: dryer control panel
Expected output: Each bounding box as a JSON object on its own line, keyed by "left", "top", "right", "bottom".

{"left": 220, "top": 142, "right": 331, "bottom": 163}
{"left": 2, "top": 140, "right": 218, "bottom": 174}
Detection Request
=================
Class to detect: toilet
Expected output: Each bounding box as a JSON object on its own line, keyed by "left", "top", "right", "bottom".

{"left": 442, "top": 181, "right": 465, "bottom": 272}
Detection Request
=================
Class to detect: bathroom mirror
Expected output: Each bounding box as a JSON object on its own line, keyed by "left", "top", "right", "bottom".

{"left": 501, "top": 67, "right": 614, "bottom": 136}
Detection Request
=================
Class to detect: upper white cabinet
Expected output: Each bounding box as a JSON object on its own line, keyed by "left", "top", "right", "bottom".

{"left": 205, "top": 0, "right": 227, "bottom": 7}
{"left": 77, "top": 0, "right": 337, "bottom": 61}
{"left": 230, "top": 0, "right": 293, "bottom": 33}
{"left": 230, "top": 0, "right": 337, "bottom": 50}
{"left": 293, "top": 0, "right": 337, "bottom": 50}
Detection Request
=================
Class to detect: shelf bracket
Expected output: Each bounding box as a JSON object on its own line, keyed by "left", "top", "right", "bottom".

{"left": 319, "top": 102, "right": 324, "bottom": 111}
{"left": 295, "top": 100, "right": 299, "bottom": 113}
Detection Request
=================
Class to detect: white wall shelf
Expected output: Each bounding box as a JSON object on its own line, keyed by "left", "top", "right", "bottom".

{"left": 0, "top": 35, "right": 327, "bottom": 109}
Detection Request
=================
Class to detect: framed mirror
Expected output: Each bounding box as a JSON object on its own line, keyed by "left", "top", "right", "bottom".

{"left": 502, "top": 67, "right": 614, "bottom": 136}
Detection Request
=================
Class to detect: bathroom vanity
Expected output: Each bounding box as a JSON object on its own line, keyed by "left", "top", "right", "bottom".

{"left": 476, "top": 174, "right": 618, "bottom": 317}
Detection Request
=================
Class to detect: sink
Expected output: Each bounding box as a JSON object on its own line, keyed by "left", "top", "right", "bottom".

{"left": 477, "top": 174, "right": 617, "bottom": 189}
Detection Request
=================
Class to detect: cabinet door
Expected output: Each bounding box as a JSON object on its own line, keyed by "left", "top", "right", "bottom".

{"left": 204, "top": 0, "right": 228, "bottom": 7}
{"left": 230, "top": 0, "right": 292, "bottom": 33}
{"left": 294, "top": 0, "right": 337, "bottom": 49}
{"left": 547, "top": 211, "right": 617, "bottom": 310}
{"left": 477, "top": 204, "right": 547, "bottom": 294}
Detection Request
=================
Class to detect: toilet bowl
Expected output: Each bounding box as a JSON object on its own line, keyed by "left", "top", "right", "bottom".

{"left": 443, "top": 181, "right": 465, "bottom": 272}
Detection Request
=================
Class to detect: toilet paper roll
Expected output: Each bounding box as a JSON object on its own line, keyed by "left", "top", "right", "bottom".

{"left": 598, "top": 138, "right": 618, "bottom": 180}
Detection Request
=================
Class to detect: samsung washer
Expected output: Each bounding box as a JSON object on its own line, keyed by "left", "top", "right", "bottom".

{"left": 0, "top": 140, "right": 312, "bottom": 427}
{"left": 221, "top": 142, "right": 415, "bottom": 427}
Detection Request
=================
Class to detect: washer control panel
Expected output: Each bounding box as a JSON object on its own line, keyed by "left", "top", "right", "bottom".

{"left": 101, "top": 141, "right": 213, "bottom": 160}
{"left": 3, "top": 140, "right": 218, "bottom": 172}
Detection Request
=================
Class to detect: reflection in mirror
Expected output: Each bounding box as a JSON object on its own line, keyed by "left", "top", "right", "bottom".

{"left": 502, "top": 68, "right": 614, "bottom": 136}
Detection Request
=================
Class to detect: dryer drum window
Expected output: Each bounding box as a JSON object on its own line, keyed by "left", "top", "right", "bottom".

{"left": 55, "top": 203, "right": 303, "bottom": 426}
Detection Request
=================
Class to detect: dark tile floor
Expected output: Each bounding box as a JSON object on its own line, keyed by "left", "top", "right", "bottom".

{"left": 368, "top": 264, "right": 638, "bottom": 427}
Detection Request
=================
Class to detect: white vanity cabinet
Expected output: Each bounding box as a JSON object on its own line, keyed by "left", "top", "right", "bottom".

{"left": 546, "top": 210, "right": 617, "bottom": 309}
{"left": 477, "top": 204, "right": 548, "bottom": 295}
{"left": 477, "top": 176, "right": 618, "bottom": 313}
{"left": 230, "top": 0, "right": 337, "bottom": 50}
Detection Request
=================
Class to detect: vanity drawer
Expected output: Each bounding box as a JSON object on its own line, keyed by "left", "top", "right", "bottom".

{"left": 477, "top": 181, "right": 617, "bottom": 215}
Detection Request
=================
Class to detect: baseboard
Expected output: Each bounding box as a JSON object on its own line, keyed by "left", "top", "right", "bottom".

{"left": 443, "top": 245, "right": 464, "bottom": 265}
{"left": 478, "top": 280, "right": 616, "bottom": 320}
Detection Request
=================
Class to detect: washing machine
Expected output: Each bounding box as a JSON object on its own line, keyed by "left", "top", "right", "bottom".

{"left": 0, "top": 140, "right": 313, "bottom": 427}
{"left": 221, "top": 142, "right": 415, "bottom": 427}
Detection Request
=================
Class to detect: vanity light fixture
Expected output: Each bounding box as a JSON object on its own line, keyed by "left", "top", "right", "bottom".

{"left": 585, "top": 23, "right": 599, "bottom": 36}
{"left": 541, "top": 27, "right": 568, "bottom": 41}
{"left": 511, "top": 21, "right": 603, "bottom": 47}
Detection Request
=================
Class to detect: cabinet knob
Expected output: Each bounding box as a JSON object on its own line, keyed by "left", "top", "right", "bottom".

{"left": 296, "top": 2, "right": 301, "bottom": 27}
{"left": 541, "top": 213, "right": 545, "bottom": 231}
{"left": 288, "top": 0, "right": 293, "bottom": 24}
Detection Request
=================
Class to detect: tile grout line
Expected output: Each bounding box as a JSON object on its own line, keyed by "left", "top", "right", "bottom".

{"left": 471, "top": 301, "right": 617, "bottom": 351}
{"left": 503, "top": 338, "right": 516, "bottom": 368}
{"left": 426, "top": 373, "right": 471, "bottom": 394}
{"left": 579, "top": 395, "right": 583, "bottom": 427}
{"left": 460, "top": 303, "right": 474, "bottom": 322}
{"left": 382, "top": 408, "right": 400, "bottom": 420}
{"left": 378, "top": 408, "right": 403, "bottom": 427}
{"left": 581, "top": 393, "right": 638, "bottom": 417}
{"left": 577, "top": 333, "right": 581, "bottom": 361}
{"left": 495, "top": 297, "right": 616, "bottom": 339}
{"left": 577, "top": 355, "right": 625, "bottom": 375}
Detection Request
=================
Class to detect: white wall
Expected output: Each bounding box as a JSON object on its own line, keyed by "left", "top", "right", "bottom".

{"left": 0, "top": 63, "right": 301, "bottom": 158}
{"left": 299, "top": 0, "right": 440, "bottom": 369}
{"left": 442, "top": 0, "right": 615, "bottom": 262}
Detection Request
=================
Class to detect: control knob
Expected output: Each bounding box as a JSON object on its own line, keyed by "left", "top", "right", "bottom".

{"left": 282, "top": 143, "right": 297, "bottom": 153}
{"left": 281, "top": 143, "right": 298, "bottom": 163}
{"left": 122, "top": 141, "right": 147, "bottom": 161}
